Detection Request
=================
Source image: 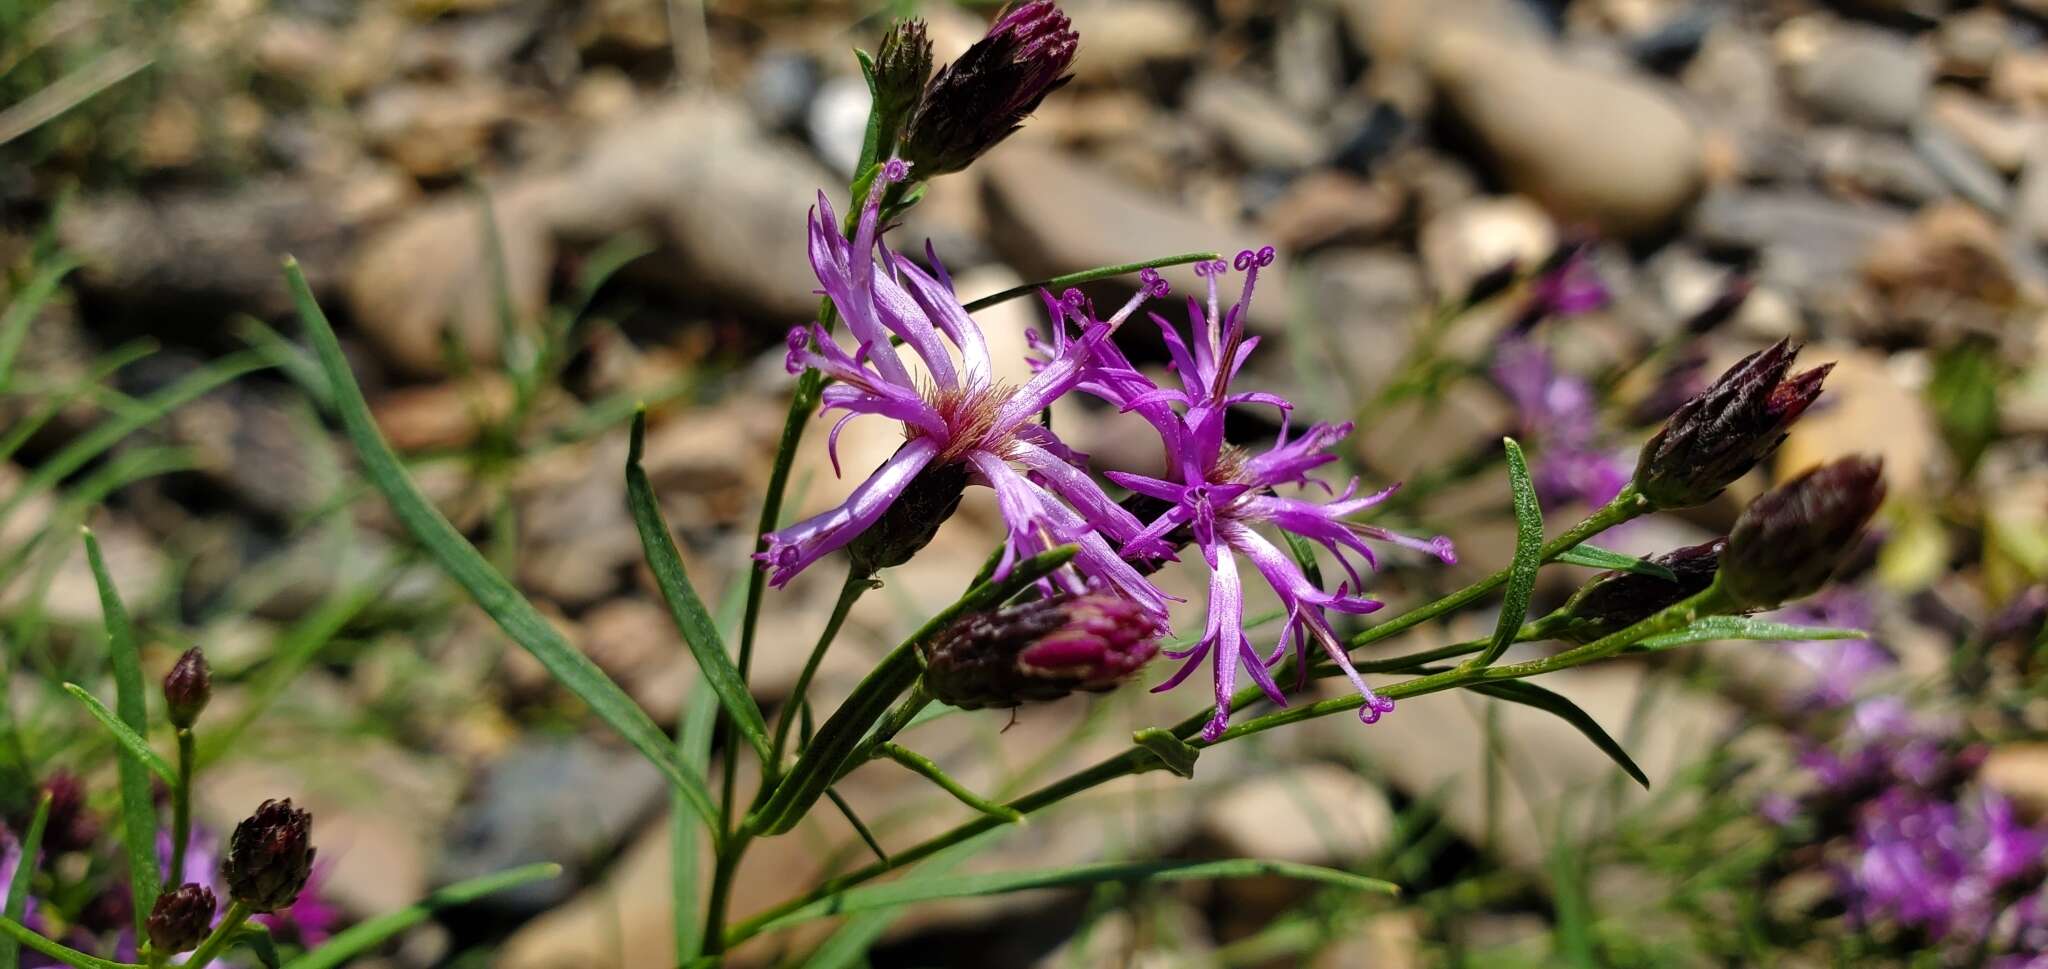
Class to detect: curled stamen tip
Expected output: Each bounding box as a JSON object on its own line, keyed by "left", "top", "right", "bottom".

{"left": 1233, "top": 250, "right": 1256, "bottom": 270}
{"left": 1429, "top": 536, "right": 1458, "bottom": 565}
{"left": 1061, "top": 288, "right": 1088, "bottom": 309}
{"left": 882, "top": 158, "right": 911, "bottom": 182}
{"left": 1138, "top": 267, "right": 1170, "bottom": 296}
{"left": 1359, "top": 696, "right": 1394, "bottom": 725}
{"left": 1256, "top": 245, "right": 1276, "bottom": 266}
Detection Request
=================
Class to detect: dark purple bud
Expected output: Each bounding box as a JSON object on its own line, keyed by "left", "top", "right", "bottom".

{"left": 1116, "top": 491, "right": 1190, "bottom": 575}
{"left": 39, "top": 771, "right": 98, "bottom": 853}
{"left": 1721, "top": 457, "right": 1887, "bottom": 608}
{"left": 146, "top": 883, "right": 217, "bottom": 954}
{"left": 1557, "top": 539, "right": 1726, "bottom": 644}
{"left": 1460, "top": 258, "right": 1520, "bottom": 309}
{"left": 1683, "top": 275, "right": 1754, "bottom": 335}
{"left": 846, "top": 457, "right": 968, "bottom": 576}
{"left": 872, "top": 19, "right": 933, "bottom": 148}
{"left": 1633, "top": 339, "right": 1832, "bottom": 509}
{"left": 222, "top": 798, "right": 315, "bottom": 913}
{"left": 900, "top": 1, "right": 1077, "bottom": 176}
{"left": 920, "top": 592, "right": 1160, "bottom": 709}
{"left": 163, "top": 647, "right": 211, "bottom": 730}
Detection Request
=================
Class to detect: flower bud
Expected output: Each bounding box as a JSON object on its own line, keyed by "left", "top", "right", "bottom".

{"left": 146, "top": 883, "right": 216, "bottom": 954}
{"left": 899, "top": 1, "right": 1077, "bottom": 176}
{"left": 847, "top": 458, "right": 969, "bottom": 576}
{"left": 163, "top": 647, "right": 211, "bottom": 730}
{"left": 40, "top": 771, "right": 98, "bottom": 853}
{"left": 1556, "top": 539, "right": 1725, "bottom": 644}
{"left": 1721, "top": 457, "right": 1887, "bottom": 609}
{"left": 222, "top": 798, "right": 315, "bottom": 913}
{"left": 872, "top": 19, "right": 933, "bottom": 148}
{"left": 920, "top": 592, "right": 1159, "bottom": 709}
{"left": 1633, "top": 339, "right": 1832, "bottom": 509}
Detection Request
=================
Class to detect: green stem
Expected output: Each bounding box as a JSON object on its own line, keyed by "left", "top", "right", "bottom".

{"left": 878, "top": 743, "right": 1025, "bottom": 824}
{"left": 181, "top": 902, "right": 249, "bottom": 969}
{"left": 720, "top": 580, "right": 1699, "bottom": 949}
{"left": 959, "top": 252, "right": 1222, "bottom": 313}
{"left": 0, "top": 918, "right": 138, "bottom": 969}
{"left": 1345, "top": 486, "right": 1647, "bottom": 651}
{"left": 767, "top": 570, "right": 871, "bottom": 774}
{"left": 167, "top": 730, "right": 194, "bottom": 890}
{"left": 839, "top": 684, "right": 933, "bottom": 782}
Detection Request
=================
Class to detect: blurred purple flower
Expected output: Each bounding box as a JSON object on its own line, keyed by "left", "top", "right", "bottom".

{"left": 252, "top": 863, "right": 339, "bottom": 947}
{"left": 1774, "top": 588, "right": 1894, "bottom": 709}
{"left": 1510, "top": 242, "right": 1610, "bottom": 330}
{"left": 1049, "top": 248, "right": 1455, "bottom": 740}
{"left": 1490, "top": 338, "right": 1628, "bottom": 508}
{"left": 1843, "top": 789, "right": 2047, "bottom": 944}
{"left": 759, "top": 161, "right": 1166, "bottom": 614}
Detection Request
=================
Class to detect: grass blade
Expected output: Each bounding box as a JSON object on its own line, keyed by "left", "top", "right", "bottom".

{"left": 878, "top": 743, "right": 1025, "bottom": 824}
{"left": 626, "top": 411, "right": 772, "bottom": 765}
{"left": 1631, "top": 617, "right": 1868, "bottom": 653}
{"left": 961, "top": 252, "right": 1221, "bottom": 313}
{"left": 1466, "top": 680, "right": 1649, "bottom": 789}
{"left": 799, "top": 832, "right": 1001, "bottom": 969}
{"left": 1473, "top": 438, "right": 1542, "bottom": 668}
{"left": 59, "top": 684, "right": 173, "bottom": 783}
{"left": 1555, "top": 544, "right": 1676, "bottom": 582}
{"left": 0, "top": 256, "right": 79, "bottom": 390}
{"left": 0, "top": 793, "right": 51, "bottom": 969}
{"left": 281, "top": 863, "right": 560, "bottom": 969}
{"left": 80, "top": 530, "right": 159, "bottom": 935}
{"left": 756, "top": 858, "right": 1397, "bottom": 935}
{"left": 279, "top": 257, "right": 719, "bottom": 829}
{"left": 0, "top": 918, "right": 136, "bottom": 969}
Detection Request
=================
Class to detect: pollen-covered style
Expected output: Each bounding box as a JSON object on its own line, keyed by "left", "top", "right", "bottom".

{"left": 1043, "top": 248, "right": 1456, "bottom": 740}
{"left": 758, "top": 160, "right": 1165, "bottom": 615}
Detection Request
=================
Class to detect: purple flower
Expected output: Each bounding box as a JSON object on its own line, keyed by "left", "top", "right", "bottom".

{"left": 1842, "top": 788, "right": 2047, "bottom": 943}
{"left": 0, "top": 824, "right": 35, "bottom": 928}
{"left": 1774, "top": 588, "right": 1894, "bottom": 709}
{"left": 1509, "top": 241, "right": 1610, "bottom": 331}
{"left": 1490, "top": 338, "right": 1628, "bottom": 508}
{"left": 759, "top": 160, "right": 1166, "bottom": 615}
{"left": 1048, "top": 248, "right": 1455, "bottom": 740}
{"left": 252, "top": 863, "right": 340, "bottom": 946}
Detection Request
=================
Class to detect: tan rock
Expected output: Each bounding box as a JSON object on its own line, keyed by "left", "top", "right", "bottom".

{"left": 1982, "top": 743, "right": 2048, "bottom": 817}
{"left": 369, "top": 376, "right": 517, "bottom": 453}
{"left": 1200, "top": 763, "right": 1395, "bottom": 864}
{"left": 1425, "top": 29, "right": 1704, "bottom": 237}
{"left": 1418, "top": 195, "right": 1555, "bottom": 299}
{"left": 1775, "top": 348, "right": 1940, "bottom": 497}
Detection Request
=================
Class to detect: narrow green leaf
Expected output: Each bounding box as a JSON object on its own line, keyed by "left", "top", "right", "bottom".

{"left": 1555, "top": 544, "right": 1677, "bottom": 582}
{"left": 824, "top": 789, "right": 889, "bottom": 864}
{"left": 800, "top": 832, "right": 1001, "bottom": 969}
{"left": 1466, "top": 680, "right": 1649, "bottom": 789}
{"left": 879, "top": 743, "right": 1025, "bottom": 824}
{"left": 627, "top": 411, "right": 773, "bottom": 765}
{"left": 280, "top": 258, "right": 718, "bottom": 829}
{"left": 59, "top": 684, "right": 173, "bottom": 783}
{"left": 755, "top": 858, "right": 1397, "bottom": 934}
{"left": 0, "top": 794, "right": 51, "bottom": 969}
{"left": 0, "top": 256, "right": 79, "bottom": 390}
{"left": 960, "top": 252, "right": 1224, "bottom": 313}
{"left": 673, "top": 579, "right": 746, "bottom": 964}
{"left": 852, "top": 48, "right": 885, "bottom": 176}
{"left": 1281, "top": 531, "right": 1325, "bottom": 595}
{"left": 281, "top": 864, "right": 560, "bottom": 969}
{"left": 751, "top": 546, "right": 1078, "bottom": 836}
{"left": 80, "top": 530, "right": 159, "bottom": 934}
{"left": 1131, "top": 727, "right": 1199, "bottom": 779}
{"left": 1631, "top": 617, "right": 1869, "bottom": 653}
{"left": 1474, "top": 439, "right": 1543, "bottom": 668}
{"left": 0, "top": 918, "right": 136, "bottom": 969}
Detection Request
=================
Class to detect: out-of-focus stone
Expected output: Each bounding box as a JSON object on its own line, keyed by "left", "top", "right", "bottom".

{"left": 358, "top": 81, "right": 515, "bottom": 180}
{"left": 370, "top": 377, "right": 518, "bottom": 453}
{"left": 1812, "top": 128, "right": 1947, "bottom": 206}
{"left": 1424, "top": 28, "right": 1704, "bottom": 237}
{"left": 1789, "top": 28, "right": 1930, "bottom": 131}
{"left": 1260, "top": 172, "right": 1404, "bottom": 251}
{"left": 1199, "top": 764, "right": 1394, "bottom": 863}
{"left": 1187, "top": 74, "right": 1327, "bottom": 171}
{"left": 1775, "top": 348, "right": 1940, "bottom": 497}
{"left": 1418, "top": 195, "right": 1554, "bottom": 300}
{"left": 1981, "top": 744, "right": 2048, "bottom": 817}
{"left": 1062, "top": 0, "right": 1203, "bottom": 83}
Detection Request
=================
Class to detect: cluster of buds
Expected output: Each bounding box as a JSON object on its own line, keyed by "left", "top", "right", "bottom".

{"left": 222, "top": 798, "right": 316, "bottom": 913}
{"left": 1632, "top": 339, "right": 1831, "bottom": 509}
{"left": 880, "top": 2, "right": 1078, "bottom": 177}
{"left": 921, "top": 592, "right": 1160, "bottom": 709}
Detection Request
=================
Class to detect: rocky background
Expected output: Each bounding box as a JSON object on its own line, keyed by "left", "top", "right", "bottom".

{"left": 2, "top": 0, "right": 2046, "bottom": 966}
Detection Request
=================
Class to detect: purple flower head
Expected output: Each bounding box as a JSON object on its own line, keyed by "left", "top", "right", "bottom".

{"left": 760, "top": 162, "right": 1166, "bottom": 615}
{"left": 1509, "top": 240, "right": 1609, "bottom": 331}
{"left": 1490, "top": 338, "right": 1629, "bottom": 508}
{"left": 1046, "top": 248, "right": 1455, "bottom": 741}
{"left": 1774, "top": 588, "right": 1893, "bottom": 709}
{"left": 1842, "top": 788, "right": 2048, "bottom": 944}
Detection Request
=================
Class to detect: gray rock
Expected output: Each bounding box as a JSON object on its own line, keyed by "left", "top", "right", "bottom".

{"left": 746, "top": 51, "right": 820, "bottom": 133}
{"left": 1811, "top": 128, "right": 1948, "bottom": 206}
{"left": 1792, "top": 32, "right": 1930, "bottom": 130}
{"left": 1691, "top": 188, "right": 1905, "bottom": 293}
{"left": 981, "top": 144, "right": 1287, "bottom": 328}
{"left": 1186, "top": 73, "right": 1327, "bottom": 171}
{"left": 1912, "top": 120, "right": 2012, "bottom": 212}
{"left": 806, "top": 74, "right": 872, "bottom": 177}
{"left": 1424, "top": 29, "right": 1704, "bottom": 237}
{"left": 1275, "top": 6, "right": 1344, "bottom": 117}
{"left": 437, "top": 738, "right": 667, "bottom": 914}
{"left": 2013, "top": 133, "right": 2048, "bottom": 246}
